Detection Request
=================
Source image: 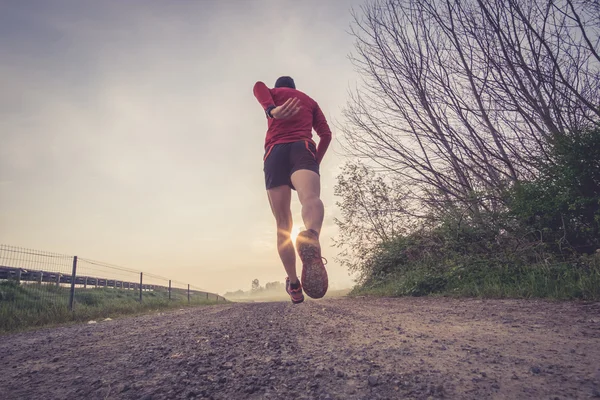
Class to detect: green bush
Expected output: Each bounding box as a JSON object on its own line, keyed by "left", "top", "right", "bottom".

{"left": 351, "top": 128, "right": 600, "bottom": 301}
{"left": 509, "top": 128, "right": 600, "bottom": 255}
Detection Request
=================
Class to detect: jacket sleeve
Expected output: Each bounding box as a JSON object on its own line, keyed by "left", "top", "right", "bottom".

{"left": 253, "top": 81, "right": 276, "bottom": 111}
{"left": 313, "top": 104, "right": 332, "bottom": 164}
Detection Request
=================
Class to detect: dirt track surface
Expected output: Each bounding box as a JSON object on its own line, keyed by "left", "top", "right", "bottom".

{"left": 1, "top": 297, "right": 599, "bottom": 400}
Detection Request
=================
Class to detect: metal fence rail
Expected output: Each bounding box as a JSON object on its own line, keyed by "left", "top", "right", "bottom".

{"left": 0, "top": 265, "right": 223, "bottom": 303}
{"left": 0, "top": 244, "right": 225, "bottom": 332}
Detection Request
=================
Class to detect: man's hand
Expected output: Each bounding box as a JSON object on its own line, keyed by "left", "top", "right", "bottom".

{"left": 270, "top": 98, "right": 301, "bottom": 119}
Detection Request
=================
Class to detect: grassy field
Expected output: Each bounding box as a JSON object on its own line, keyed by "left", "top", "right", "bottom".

{"left": 0, "top": 281, "right": 222, "bottom": 334}
{"left": 350, "top": 260, "right": 600, "bottom": 300}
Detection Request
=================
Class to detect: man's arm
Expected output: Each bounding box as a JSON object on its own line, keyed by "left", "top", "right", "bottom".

{"left": 313, "top": 104, "right": 332, "bottom": 164}
{"left": 253, "top": 81, "right": 301, "bottom": 119}
{"left": 253, "top": 81, "right": 275, "bottom": 116}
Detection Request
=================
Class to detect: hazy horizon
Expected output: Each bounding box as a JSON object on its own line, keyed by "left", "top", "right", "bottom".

{"left": 0, "top": 0, "right": 365, "bottom": 294}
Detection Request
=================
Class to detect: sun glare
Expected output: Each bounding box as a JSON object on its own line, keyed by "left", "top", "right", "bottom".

{"left": 290, "top": 226, "right": 302, "bottom": 244}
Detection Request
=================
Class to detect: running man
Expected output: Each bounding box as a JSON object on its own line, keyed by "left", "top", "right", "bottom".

{"left": 253, "top": 76, "right": 332, "bottom": 304}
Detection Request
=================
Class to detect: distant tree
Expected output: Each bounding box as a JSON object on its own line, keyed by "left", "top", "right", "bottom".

{"left": 251, "top": 279, "right": 260, "bottom": 292}
{"left": 265, "top": 281, "right": 285, "bottom": 291}
{"left": 223, "top": 289, "right": 246, "bottom": 298}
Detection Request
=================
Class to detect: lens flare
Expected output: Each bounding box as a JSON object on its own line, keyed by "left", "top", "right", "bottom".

{"left": 290, "top": 226, "right": 302, "bottom": 245}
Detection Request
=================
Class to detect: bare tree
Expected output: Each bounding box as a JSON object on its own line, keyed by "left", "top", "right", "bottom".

{"left": 333, "top": 161, "right": 416, "bottom": 278}
{"left": 341, "top": 0, "right": 600, "bottom": 217}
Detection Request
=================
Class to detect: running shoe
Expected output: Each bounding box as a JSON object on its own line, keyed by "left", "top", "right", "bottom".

{"left": 285, "top": 277, "right": 305, "bottom": 304}
{"left": 296, "top": 229, "right": 328, "bottom": 299}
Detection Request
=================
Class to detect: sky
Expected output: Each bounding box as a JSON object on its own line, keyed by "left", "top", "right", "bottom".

{"left": 0, "top": 0, "right": 365, "bottom": 295}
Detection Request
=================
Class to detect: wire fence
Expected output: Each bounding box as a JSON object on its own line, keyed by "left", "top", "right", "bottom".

{"left": 0, "top": 244, "right": 226, "bottom": 332}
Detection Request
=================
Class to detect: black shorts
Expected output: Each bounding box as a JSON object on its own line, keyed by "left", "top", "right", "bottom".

{"left": 263, "top": 140, "right": 319, "bottom": 190}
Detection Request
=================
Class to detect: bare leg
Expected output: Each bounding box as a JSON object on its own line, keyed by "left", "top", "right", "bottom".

{"left": 290, "top": 169, "right": 324, "bottom": 236}
{"left": 266, "top": 185, "right": 299, "bottom": 284}
{"left": 290, "top": 169, "right": 328, "bottom": 298}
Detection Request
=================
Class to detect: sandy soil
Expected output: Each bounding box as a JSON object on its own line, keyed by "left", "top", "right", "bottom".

{"left": 0, "top": 297, "right": 599, "bottom": 399}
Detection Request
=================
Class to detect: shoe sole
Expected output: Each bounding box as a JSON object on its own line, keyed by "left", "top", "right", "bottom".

{"left": 297, "top": 240, "right": 328, "bottom": 299}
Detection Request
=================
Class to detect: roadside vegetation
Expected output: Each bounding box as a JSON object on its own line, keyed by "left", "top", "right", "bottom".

{"left": 0, "top": 282, "right": 221, "bottom": 333}
{"left": 336, "top": 0, "right": 600, "bottom": 300}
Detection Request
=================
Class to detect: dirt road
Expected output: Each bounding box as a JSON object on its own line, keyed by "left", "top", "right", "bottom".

{"left": 1, "top": 297, "right": 599, "bottom": 399}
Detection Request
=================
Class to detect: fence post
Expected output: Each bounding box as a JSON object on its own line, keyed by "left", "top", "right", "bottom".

{"left": 139, "top": 272, "right": 143, "bottom": 302}
{"left": 187, "top": 284, "right": 190, "bottom": 304}
{"left": 69, "top": 256, "right": 78, "bottom": 311}
{"left": 168, "top": 280, "right": 172, "bottom": 300}
{"left": 84, "top": 276, "right": 87, "bottom": 289}
{"left": 16, "top": 269, "right": 22, "bottom": 285}
{"left": 38, "top": 271, "right": 43, "bottom": 285}
{"left": 56, "top": 273, "right": 61, "bottom": 287}
{"left": 206, "top": 292, "right": 208, "bottom": 300}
